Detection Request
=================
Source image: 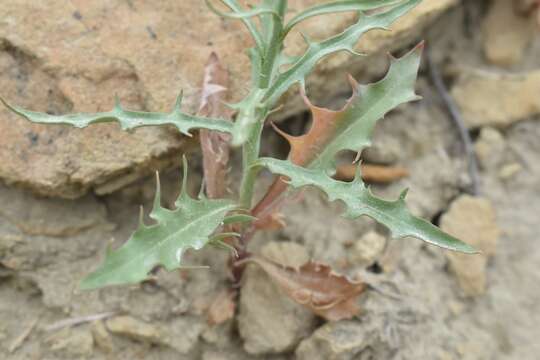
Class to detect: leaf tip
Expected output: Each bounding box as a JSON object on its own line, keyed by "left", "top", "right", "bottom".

{"left": 138, "top": 205, "right": 145, "bottom": 227}
{"left": 180, "top": 155, "right": 191, "bottom": 198}
{"left": 174, "top": 91, "right": 184, "bottom": 112}
{"left": 299, "top": 31, "right": 313, "bottom": 46}
{"left": 399, "top": 188, "right": 409, "bottom": 201}
{"left": 153, "top": 171, "right": 162, "bottom": 210}
{"left": 0, "top": 96, "right": 22, "bottom": 116}
{"left": 455, "top": 241, "right": 480, "bottom": 255}
{"left": 347, "top": 74, "right": 360, "bottom": 94}
{"left": 0, "top": 96, "right": 9, "bottom": 108}
{"left": 270, "top": 122, "right": 297, "bottom": 147}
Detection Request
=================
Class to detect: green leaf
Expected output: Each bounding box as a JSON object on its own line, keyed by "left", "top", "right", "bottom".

{"left": 257, "top": 158, "right": 477, "bottom": 254}
{"left": 272, "top": 43, "right": 422, "bottom": 176}
{"left": 0, "top": 95, "right": 233, "bottom": 136}
{"left": 283, "top": 0, "right": 404, "bottom": 36}
{"left": 263, "top": 0, "right": 420, "bottom": 106}
{"left": 311, "top": 43, "right": 423, "bottom": 173}
{"left": 258, "top": 0, "right": 287, "bottom": 88}
{"left": 80, "top": 159, "right": 237, "bottom": 289}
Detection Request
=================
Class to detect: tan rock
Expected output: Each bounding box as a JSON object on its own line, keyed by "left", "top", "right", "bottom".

{"left": 441, "top": 195, "right": 500, "bottom": 296}
{"left": 46, "top": 327, "right": 94, "bottom": 358}
{"left": 296, "top": 321, "right": 374, "bottom": 360}
{"left": 100, "top": 315, "right": 204, "bottom": 354}
{"left": 237, "top": 242, "right": 316, "bottom": 355}
{"left": 106, "top": 316, "right": 163, "bottom": 344}
{"left": 0, "top": 183, "right": 110, "bottom": 238}
{"left": 0, "top": 0, "right": 457, "bottom": 198}
{"left": 348, "top": 231, "right": 386, "bottom": 266}
{"left": 452, "top": 70, "right": 540, "bottom": 128}
{"left": 498, "top": 162, "right": 523, "bottom": 180}
{"left": 91, "top": 320, "right": 114, "bottom": 353}
{"left": 474, "top": 127, "right": 506, "bottom": 170}
{"left": 482, "top": 0, "right": 535, "bottom": 67}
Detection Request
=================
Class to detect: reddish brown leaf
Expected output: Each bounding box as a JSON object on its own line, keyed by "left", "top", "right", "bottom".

{"left": 252, "top": 82, "right": 362, "bottom": 227}
{"left": 254, "top": 212, "right": 286, "bottom": 230}
{"left": 243, "top": 256, "right": 366, "bottom": 321}
{"left": 198, "top": 52, "right": 233, "bottom": 199}
{"left": 207, "top": 289, "right": 236, "bottom": 326}
{"left": 336, "top": 163, "right": 409, "bottom": 183}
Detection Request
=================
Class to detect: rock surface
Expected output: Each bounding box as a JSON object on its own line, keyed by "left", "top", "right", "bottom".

{"left": 46, "top": 327, "right": 95, "bottom": 358}
{"left": 2, "top": 3, "right": 540, "bottom": 360}
{"left": 441, "top": 195, "right": 500, "bottom": 296}
{"left": 296, "top": 321, "right": 374, "bottom": 360}
{"left": 106, "top": 316, "right": 163, "bottom": 344}
{"left": 474, "top": 127, "right": 506, "bottom": 170}
{"left": 347, "top": 231, "right": 386, "bottom": 267}
{"left": 482, "top": 0, "right": 535, "bottom": 67}
{"left": 452, "top": 70, "right": 540, "bottom": 128}
{"left": 0, "top": 0, "right": 457, "bottom": 198}
{"left": 91, "top": 320, "right": 114, "bottom": 354}
{"left": 237, "top": 242, "right": 317, "bottom": 355}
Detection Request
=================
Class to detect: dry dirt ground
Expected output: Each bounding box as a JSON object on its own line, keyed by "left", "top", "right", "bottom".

{"left": 1, "top": 2, "right": 540, "bottom": 360}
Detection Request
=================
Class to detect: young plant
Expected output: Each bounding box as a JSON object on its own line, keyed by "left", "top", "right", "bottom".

{"left": 1, "top": 0, "right": 476, "bottom": 319}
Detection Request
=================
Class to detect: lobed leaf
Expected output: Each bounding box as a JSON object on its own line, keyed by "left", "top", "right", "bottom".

{"left": 253, "top": 44, "right": 422, "bottom": 220}
{"left": 80, "top": 159, "right": 238, "bottom": 289}
{"left": 258, "top": 0, "right": 287, "bottom": 88}
{"left": 0, "top": 95, "right": 233, "bottom": 136}
{"left": 283, "top": 0, "right": 404, "bottom": 36}
{"left": 295, "top": 43, "right": 423, "bottom": 173}
{"left": 243, "top": 256, "right": 366, "bottom": 321}
{"left": 256, "top": 158, "right": 477, "bottom": 254}
{"left": 263, "top": 0, "right": 420, "bottom": 106}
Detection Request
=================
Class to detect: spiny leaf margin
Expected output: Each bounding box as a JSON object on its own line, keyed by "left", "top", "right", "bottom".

{"left": 283, "top": 0, "right": 404, "bottom": 36}
{"left": 0, "top": 95, "right": 233, "bottom": 136}
{"left": 80, "top": 158, "right": 237, "bottom": 290}
{"left": 252, "top": 43, "right": 423, "bottom": 219}
{"left": 305, "top": 42, "right": 423, "bottom": 173}
{"left": 256, "top": 158, "right": 477, "bottom": 254}
{"left": 263, "top": 0, "right": 421, "bottom": 106}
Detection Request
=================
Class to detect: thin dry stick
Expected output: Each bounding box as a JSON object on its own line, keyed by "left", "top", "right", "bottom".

{"left": 44, "top": 311, "right": 117, "bottom": 332}
{"left": 425, "top": 47, "right": 480, "bottom": 196}
{"left": 9, "top": 317, "right": 39, "bottom": 353}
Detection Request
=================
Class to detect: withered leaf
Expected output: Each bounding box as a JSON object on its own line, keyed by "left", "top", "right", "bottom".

{"left": 253, "top": 212, "right": 286, "bottom": 231}
{"left": 336, "top": 163, "right": 409, "bottom": 183}
{"left": 244, "top": 256, "right": 366, "bottom": 321}
{"left": 207, "top": 289, "right": 236, "bottom": 326}
{"left": 198, "top": 52, "right": 233, "bottom": 199}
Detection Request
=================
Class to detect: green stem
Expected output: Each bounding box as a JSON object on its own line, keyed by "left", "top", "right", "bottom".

{"left": 235, "top": 88, "right": 267, "bottom": 209}
{"left": 258, "top": 0, "right": 287, "bottom": 88}
{"left": 239, "top": 119, "right": 264, "bottom": 209}
{"left": 238, "top": 0, "right": 287, "bottom": 208}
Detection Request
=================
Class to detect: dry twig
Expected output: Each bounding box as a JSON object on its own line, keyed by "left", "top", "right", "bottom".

{"left": 9, "top": 317, "right": 39, "bottom": 353}
{"left": 425, "top": 47, "right": 480, "bottom": 196}
{"left": 44, "top": 312, "right": 117, "bottom": 332}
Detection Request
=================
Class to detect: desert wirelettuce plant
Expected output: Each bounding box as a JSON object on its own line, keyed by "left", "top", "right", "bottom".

{"left": 2, "top": 0, "right": 476, "bottom": 319}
